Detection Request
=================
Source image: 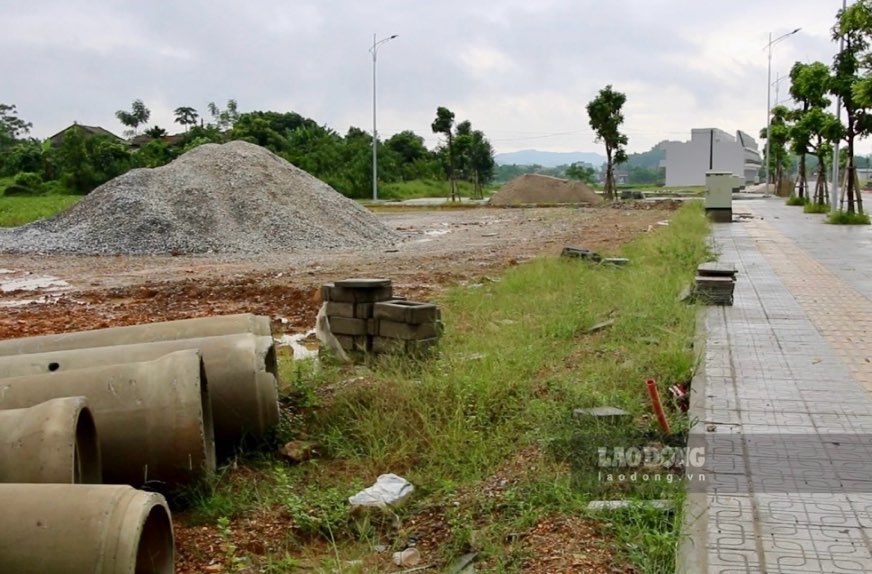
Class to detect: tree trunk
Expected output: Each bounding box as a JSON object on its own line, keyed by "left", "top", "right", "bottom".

{"left": 815, "top": 152, "right": 828, "bottom": 205}
{"left": 847, "top": 124, "right": 856, "bottom": 214}
{"left": 447, "top": 132, "right": 457, "bottom": 202}
{"left": 798, "top": 154, "right": 807, "bottom": 199}
{"left": 605, "top": 148, "right": 614, "bottom": 200}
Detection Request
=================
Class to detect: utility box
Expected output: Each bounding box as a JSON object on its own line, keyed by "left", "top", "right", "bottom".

{"left": 705, "top": 171, "right": 733, "bottom": 223}
{"left": 731, "top": 175, "right": 745, "bottom": 192}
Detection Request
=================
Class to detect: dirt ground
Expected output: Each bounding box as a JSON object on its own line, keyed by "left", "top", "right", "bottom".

{"left": 0, "top": 202, "right": 678, "bottom": 572}
{"left": 0, "top": 204, "right": 677, "bottom": 339}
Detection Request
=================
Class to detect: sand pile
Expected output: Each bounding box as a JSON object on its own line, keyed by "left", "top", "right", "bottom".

{"left": 0, "top": 141, "right": 399, "bottom": 255}
{"left": 490, "top": 174, "right": 602, "bottom": 206}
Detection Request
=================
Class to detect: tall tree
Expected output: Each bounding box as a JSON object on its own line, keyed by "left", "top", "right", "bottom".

{"left": 789, "top": 61, "right": 832, "bottom": 200}
{"left": 208, "top": 99, "right": 240, "bottom": 130}
{"left": 0, "top": 103, "right": 32, "bottom": 145}
{"left": 173, "top": 107, "right": 199, "bottom": 132}
{"left": 586, "top": 85, "right": 628, "bottom": 200}
{"left": 115, "top": 99, "right": 151, "bottom": 137}
{"left": 431, "top": 106, "right": 458, "bottom": 201}
{"left": 832, "top": 2, "right": 872, "bottom": 214}
{"left": 468, "top": 130, "right": 495, "bottom": 198}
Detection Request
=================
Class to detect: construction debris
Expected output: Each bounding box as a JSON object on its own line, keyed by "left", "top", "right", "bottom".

{"left": 0, "top": 141, "right": 398, "bottom": 255}
{"left": 586, "top": 499, "right": 674, "bottom": 511}
{"left": 321, "top": 278, "right": 442, "bottom": 359}
{"left": 560, "top": 246, "right": 602, "bottom": 262}
{"left": 693, "top": 262, "right": 737, "bottom": 305}
{"left": 573, "top": 406, "right": 631, "bottom": 422}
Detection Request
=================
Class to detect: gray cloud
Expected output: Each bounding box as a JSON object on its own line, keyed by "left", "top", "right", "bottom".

{"left": 0, "top": 0, "right": 846, "bottom": 152}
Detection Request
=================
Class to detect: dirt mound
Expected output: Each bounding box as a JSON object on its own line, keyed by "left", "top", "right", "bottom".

{"left": 0, "top": 141, "right": 398, "bottom": 255}
{"left": 490, "top": 174, "right": 602, "bottom": 206}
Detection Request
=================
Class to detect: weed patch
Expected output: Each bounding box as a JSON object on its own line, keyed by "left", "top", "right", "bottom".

{"left": 827, "top": 210, "right": 871, "bottom": 225}
{"left": 184, "top": 202, "right": 710, "bottom": 572}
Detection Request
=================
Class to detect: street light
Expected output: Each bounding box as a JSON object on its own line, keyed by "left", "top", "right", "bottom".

{"left": 370, "top": 33, "right": 398, "bottom": 201}
{"left": 765, "top": 27, "right": 800, "bottom": 195}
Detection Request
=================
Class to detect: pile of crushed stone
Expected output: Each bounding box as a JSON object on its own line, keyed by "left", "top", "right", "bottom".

{"left": 0, "top": 141, "right": 399, "bottom": 255}
{"left": 490, "top": 174, "right": 602, "bottom": 206}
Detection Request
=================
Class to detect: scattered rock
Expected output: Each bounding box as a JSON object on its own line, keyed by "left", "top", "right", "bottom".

{"left": 586, "top": 319, "right": 615, "bottom": 334}
{"left": 278, "top": 440, "right": 319, "bottom": 463}
{"left": 586, "top": 499, "right": 674, "bottom": 511}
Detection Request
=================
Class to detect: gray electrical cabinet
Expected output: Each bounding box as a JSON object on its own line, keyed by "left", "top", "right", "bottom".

{"left": 705, "top": 171, "right": 733, "bottom": 223}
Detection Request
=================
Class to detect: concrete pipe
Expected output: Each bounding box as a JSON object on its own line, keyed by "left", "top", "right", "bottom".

{"left": 0, "top": 350, "right": 215, "bottom": 488}
{"left": 0, "top": 483, "right": 173, "bottom": 573}
{"left": 0, "top": 312, "right": 272, "bottom": 357}
{"left": 0, "top": 396, "right": 101, "bottom": 484}
{"left": 0, "top": 334, "right": 279, "bottom": 453}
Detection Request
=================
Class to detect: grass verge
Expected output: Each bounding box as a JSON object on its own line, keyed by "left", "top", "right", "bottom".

{"left": 786, "top": 195, "right": 809, "bottom": 207}
{"left": 0, "top": 194, "right": 81, "bottom": 227}
{"left": 185, "top": 202, "right": 711, "bottom": 573}
{"left": 803, "top": 203, "right": 830, "bottom": 214}
{"left": 377, "top": 179, "right": 495, "bottom": 201}
{"left": 827, "top": 210, "right": 871, "bottom": 225}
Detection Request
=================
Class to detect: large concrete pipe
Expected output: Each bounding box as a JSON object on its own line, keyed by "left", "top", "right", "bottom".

{"left": 0, "top": 397, "right": 101, "bottom": 484}
{"left": 0, "top": 350, "right": 215, "bottom": 488}
{"left": 0, "top": 334, "right": 279, "bottom": 453}
{"left": 0, "top": 312, "right": 272, "bottom": 356}
{"left": 0, "top": 483, "right": 173, "bottom": 573}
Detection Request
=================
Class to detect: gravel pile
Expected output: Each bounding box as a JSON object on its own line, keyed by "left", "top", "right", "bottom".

{"left": 490, "top": 174, "right": 602, "bottom": 206}
{"left": 0, "top": 141, "right": 399, "bottom": 255}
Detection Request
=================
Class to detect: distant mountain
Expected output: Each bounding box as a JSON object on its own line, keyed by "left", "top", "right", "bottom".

{"left": 494, "top": 149, "right": 606, "bottom": 168}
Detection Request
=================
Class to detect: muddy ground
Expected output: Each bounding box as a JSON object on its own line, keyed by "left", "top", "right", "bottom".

{"left": 0, "top": 203, "right": 678, "bottom": 572}
{"left": 0, "top": 204, "right": 676, "bottom": 339}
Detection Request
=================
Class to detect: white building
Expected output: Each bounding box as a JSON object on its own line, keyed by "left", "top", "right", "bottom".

{"left": 661, "top": 128, "right": 762, "bottom": 187}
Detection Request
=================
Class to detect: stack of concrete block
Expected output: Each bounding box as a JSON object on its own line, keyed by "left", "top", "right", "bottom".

{"left": 694, "top": 262, "right": 737, "bottom": 305}
{"left": 322, "top": 278, "right": 442, "bottom": 357}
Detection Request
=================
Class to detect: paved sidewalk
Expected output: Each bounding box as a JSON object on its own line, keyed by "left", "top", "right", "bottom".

{"left": 682, "top": 198, "right": 872, "bottom": 573}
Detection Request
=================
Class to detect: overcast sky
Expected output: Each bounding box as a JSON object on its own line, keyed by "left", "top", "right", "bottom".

{"left": 1, "top": 1, "right": 848, "bottom": 154}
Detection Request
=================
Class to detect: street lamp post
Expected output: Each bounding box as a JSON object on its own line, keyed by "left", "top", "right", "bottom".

{"left": 765, "top": 28, "right": 800, "bottom": 195}
{"left": 370, "top": 33, "right": 398, "bottom": 202}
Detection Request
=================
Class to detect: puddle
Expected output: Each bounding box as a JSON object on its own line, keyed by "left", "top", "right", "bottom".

{"left": 275, "top": 329, "right": 320, "bottom": 360}
{"left": 0, "top": 274, "right": 71, "bottom": 293}
{"left": 0, "top": 299, "right": 41, "bottom": 308}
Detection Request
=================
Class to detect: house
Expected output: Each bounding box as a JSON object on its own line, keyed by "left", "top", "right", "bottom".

{"left": 661, "top": 128, "right": 762, "bottom": 187}
{"left": 47, "top": 123, "right": 126, "bottom": 147}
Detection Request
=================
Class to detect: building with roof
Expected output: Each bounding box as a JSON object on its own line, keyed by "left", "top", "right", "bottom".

{"left": 661, "top": 128, "right": 762, "bottom": 187}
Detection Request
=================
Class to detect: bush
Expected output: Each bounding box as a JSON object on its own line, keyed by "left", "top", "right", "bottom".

{"left": 786, "top": 195, "right": 809, "bottom": 206}
{"left": 3, "top": 172, "right": 44, "bottom": 196}
{"left": 827, "top": 210, "right": 870, "bottom": 225}
{"left": 803, "top": 203, "right": 829, "bottom": 214}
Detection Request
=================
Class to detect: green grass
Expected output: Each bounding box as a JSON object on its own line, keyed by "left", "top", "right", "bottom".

{"left": 377, "top": 179, "right": 495, "bottom": 201}
{"left": 804, "top": 203, "right": 830, "bottom": 214}
{"left": 827, "top": 210, "right": 871, "bottom": 225}
{"left": 186, "top": 202, "right": 711, "bottom": 573}
{"left": 786, "top": 195, "right": 809, "bottom": 206}
{"left": 0, "top": 194, "right": 81, "bottom": 227}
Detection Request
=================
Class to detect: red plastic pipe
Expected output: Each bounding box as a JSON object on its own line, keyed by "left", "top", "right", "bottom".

{"left": 646, "top": 378, "right": 671, "bottom": 434}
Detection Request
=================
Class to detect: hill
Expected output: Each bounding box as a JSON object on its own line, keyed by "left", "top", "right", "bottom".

{"left": 494, "top": 149, "right": 606, "bottom": 168}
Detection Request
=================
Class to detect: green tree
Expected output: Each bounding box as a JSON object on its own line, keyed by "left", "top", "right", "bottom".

{"left": 0, "top": 103, "right": 32, "bottom": 145}
{"left": 173, "top": 106, "right": 199, "bottom": 132}
{"left": 586, "top": 85, "right": 628, "bottom": 200}
{"left": 431, "top": 106, "right": 458, "bottom": 201}
{"left": 565, "top": 162, "right": 597, "bottom": 185}
{"left": 468, "top": 130, "right": 495, "bottom": 198}
{"left": 115, "top": 99, "right": 151, "bottom": 137}
{"left": 208, "top": 99, "right": 240, "bottom": 130}
{"left": 760, "top": 105, "right": 793, "bottom": 194}
{"left": 144, "top": 126, "right": 167, "bottom": 138}
{"left": 832, "top": 2, "right": 872, "bottom": 214}
{"left": 789, "top": 61, "right": 832, "bottom": 199}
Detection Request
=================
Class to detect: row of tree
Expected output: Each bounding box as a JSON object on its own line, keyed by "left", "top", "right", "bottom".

{"left": 765, "top": 1, "right": 872, "bottom": 215}
{"left": 0, "top": 101, "right": 495, "bottom": 199}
